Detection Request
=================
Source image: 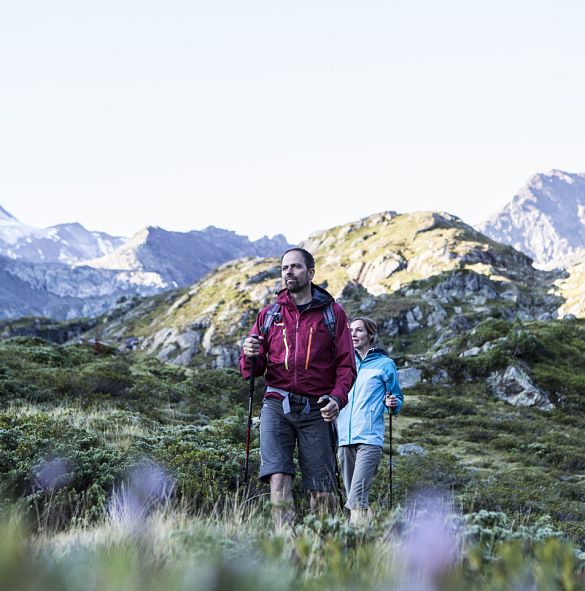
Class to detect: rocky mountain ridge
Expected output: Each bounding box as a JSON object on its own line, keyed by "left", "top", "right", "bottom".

{"left": 0, "top": 205, "right": 292, "bottom": 320}
{"left": 477, "top": 170, "right": 585, "bottom": 266}
{"left": 4, "top": 209, "right": 585, "bottom": 421}
{"left": 0, "top": 205, "right": 126, "bottom": 264}
{"left": 83, "top": 225, "right": 290, "bottom": 288}
{"left": 0, "top": 254, "right": 164, "bottom": 320}
{"left": 0, "top": 205, "right": 17, "bottom": 221}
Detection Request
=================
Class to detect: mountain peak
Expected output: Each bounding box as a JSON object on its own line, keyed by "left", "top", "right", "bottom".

{"left": 0, "top": 209, "right": 126, "bottom": 264}
{"left": 0, "top": 204, "right": 18, "bottom": 222}
{"left": 545, "top": 169, "right": 578, "bottom": 180}
{"left": 477, "top": 170, "right": 585, "bottom": 266}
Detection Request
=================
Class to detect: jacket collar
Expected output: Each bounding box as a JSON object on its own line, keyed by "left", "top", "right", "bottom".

{"left": 276, "top": 283, "right": 334, "bottom": 309}
{"left": 355, "top": 347, "right": 389, "bottom": 363}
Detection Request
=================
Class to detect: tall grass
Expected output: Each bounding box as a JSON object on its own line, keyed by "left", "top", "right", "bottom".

{"left": 2, "top": 488, "right": 584, "bottom": 591}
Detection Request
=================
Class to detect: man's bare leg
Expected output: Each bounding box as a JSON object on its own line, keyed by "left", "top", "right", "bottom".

{"left": 270, "top": 473, "right": 294, "bottom": 530}
{"left": 309, "top": 490, "right": 336, "bottom": 516}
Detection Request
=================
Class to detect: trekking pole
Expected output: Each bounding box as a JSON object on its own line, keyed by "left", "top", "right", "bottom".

{"left": 319, "top": 395, "right": 344, "bottom": 509}
{"left": 244, "top": 336, "right": 258, "bottom": 486}
{"left": 388, "top": 411, "right": 393, "bottom": 510}
{"left": 330, "top": 421, "right": 344, "bottom": 509}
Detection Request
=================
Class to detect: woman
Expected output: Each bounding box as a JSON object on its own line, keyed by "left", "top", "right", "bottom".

{"left": 337, "top": 316, "right": 404, "bottom": 524}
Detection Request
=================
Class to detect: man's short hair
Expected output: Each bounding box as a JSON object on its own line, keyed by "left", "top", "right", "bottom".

{"left": 281, "top": 248, "right": 315, "bottom": 270}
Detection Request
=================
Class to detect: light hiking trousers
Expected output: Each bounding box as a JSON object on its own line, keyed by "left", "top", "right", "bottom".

{"left": 338, "top": 443, "right": 382, "bottom": 510}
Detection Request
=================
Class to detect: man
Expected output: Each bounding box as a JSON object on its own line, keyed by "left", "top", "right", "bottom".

{"left": 240, "top": 247, "right": 356, "bottom": 528}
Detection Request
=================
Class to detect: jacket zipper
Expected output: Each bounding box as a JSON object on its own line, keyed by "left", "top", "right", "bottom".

{"left": 293, "top": 311, "right": 300, "bottom": 391}
{"left": 348, "top": 358, "right": 362, "bottom": 444}
{"left": 282, "top": 327, "right": 289, "bottom": 371}
{"left": 349, "top": 352, "right": 378, "bottom": 443}
{"left": 304, "top": 326, "right": 314, "bottom": 370}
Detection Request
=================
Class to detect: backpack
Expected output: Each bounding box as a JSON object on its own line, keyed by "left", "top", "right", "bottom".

{"left": 260, "top": 302, "right": 337, "bottom": 340}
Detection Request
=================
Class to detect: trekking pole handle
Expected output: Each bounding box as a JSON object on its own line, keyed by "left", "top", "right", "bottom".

{"left": 317, "top": 394, "right": 330, "bottom": 408}
{"left": 247, "top": 334, "right": 260, "bottom": 361}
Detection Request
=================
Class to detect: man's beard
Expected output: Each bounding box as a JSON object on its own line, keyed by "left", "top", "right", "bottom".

{"left": 286, "top": 276, "right": 309, "bottom": 293}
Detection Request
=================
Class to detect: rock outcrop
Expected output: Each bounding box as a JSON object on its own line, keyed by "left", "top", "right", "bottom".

{"left": 487, "top": 365, "right": 554, "bottom": 411}
{"left": 397, "top": 367, "right": 422, "bottom": 389}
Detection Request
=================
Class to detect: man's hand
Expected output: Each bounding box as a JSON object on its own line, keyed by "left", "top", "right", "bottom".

{"left": 384, "top": 394, "right": 399, "bottom": 410}
{"left": 243, "top": 335, "right": 263, "bottom": 360}
{"left": 318, "top": 395, "right": 339, "bottom": 423}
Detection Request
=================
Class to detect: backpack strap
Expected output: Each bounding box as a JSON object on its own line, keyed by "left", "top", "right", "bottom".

{"left": 261, "top": 301, "right": 336, "bottom": 340}
{"left": 322, "top": 302, "right": 336, "bottom": 340}
{"left": 260, "top": 303, "right": 281, "bottom": 336}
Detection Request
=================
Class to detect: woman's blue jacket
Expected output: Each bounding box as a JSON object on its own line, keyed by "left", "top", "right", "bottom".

{"left": 337, "top": 348, "right": 404, "bottom": 448}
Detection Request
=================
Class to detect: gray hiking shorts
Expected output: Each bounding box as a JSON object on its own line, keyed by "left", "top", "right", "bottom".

{"left": 259, "top": 397, "right": 336, "bottom": 492}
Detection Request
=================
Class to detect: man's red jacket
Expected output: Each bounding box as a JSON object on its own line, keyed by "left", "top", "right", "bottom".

{"left": 239, "top": 284, "right": 356, "bottom": 409}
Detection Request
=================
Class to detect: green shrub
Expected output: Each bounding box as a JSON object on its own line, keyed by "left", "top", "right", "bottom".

{"left": 468, "top": 319, "right": 511, "bottom": 346}
{"left": 139, "top": 422, "right": 258, "bottom": 505}
{"left": 0, "top": 412, "right": 132, "bottom": 527}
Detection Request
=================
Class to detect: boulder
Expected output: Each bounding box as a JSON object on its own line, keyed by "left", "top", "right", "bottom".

{"left": 209, "top": 345, "right": 240, "bottom": 369}
{"left": 430, "top": 369, "right": 450, "bottom": 384}
{"left": 398, "top": 367, "right": 422, "bottom": 388}
{"left": 405, "top": 306, "right": 424, "bottom": 332}
{"left": 432, "top": 346, "right": 452, "bottom": 360}
{"left": 487, "top": 365, "right": 554, "bottom": 411}
{"left": 397, "top": 443, "right": 427, "bottom": 457}
{"left": 461, "top": 346, "right": 481, "bottom": 358}
{"left": 428, "top": 271, "right": 498, "bottom": 302}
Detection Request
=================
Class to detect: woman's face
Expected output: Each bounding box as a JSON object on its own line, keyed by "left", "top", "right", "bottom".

{"left": 350, "top": 319, "right": 371, "bottom": 352}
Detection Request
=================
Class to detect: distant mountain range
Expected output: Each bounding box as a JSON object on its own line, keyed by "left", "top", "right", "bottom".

{"left": 0, "top": 205, "right": 126, "bottom": 264}
{"left": 2, "top": 168, "right": 585, "bottom": 322}
{"left": 83, "top": 225, "right": 290, "bottom": 288}
{"left": 477, "top": 170, "right": 585, "bottom": 266}
{"left": 0, "top": 205, "right": 291, "bottom": 320}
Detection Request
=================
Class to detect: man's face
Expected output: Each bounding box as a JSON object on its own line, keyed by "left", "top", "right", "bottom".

{"left": 281, "top": 251, "right": 314, "bottom": 293}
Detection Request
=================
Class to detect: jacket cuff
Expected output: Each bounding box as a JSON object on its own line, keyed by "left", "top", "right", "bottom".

{"left": 331, "top": 395, "right": 344, "bottom": 411}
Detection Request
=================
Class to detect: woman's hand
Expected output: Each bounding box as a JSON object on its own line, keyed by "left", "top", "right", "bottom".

{"left": 384, "top": 394, "right": 399, "bottom": 410}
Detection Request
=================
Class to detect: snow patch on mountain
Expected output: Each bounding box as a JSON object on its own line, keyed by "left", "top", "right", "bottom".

{"left": 0, "top": 204, "right": 126, "bottom": 264}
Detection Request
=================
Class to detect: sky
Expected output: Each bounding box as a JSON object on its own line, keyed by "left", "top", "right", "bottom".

{"left": 1, "top": 1, "right": 585, "bottom": 244}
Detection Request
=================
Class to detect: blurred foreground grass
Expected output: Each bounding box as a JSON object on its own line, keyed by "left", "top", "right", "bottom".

{"left": 1, "top": 494, "right": 585, "bottom": 591}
